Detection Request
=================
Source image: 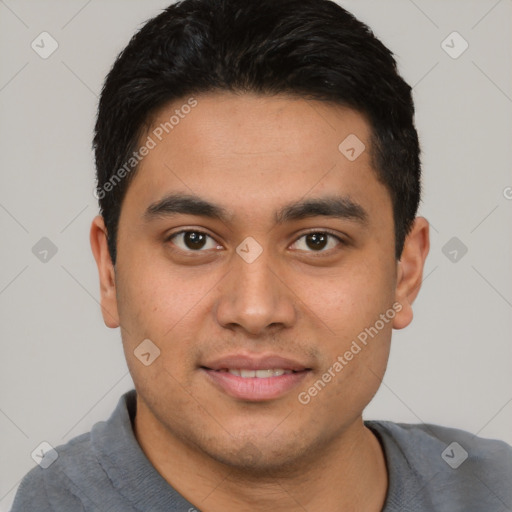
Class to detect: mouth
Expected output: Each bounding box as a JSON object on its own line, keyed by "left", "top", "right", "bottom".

{"left": 214, "top": 368, "right": 301, "bottom": 377}
{"left": 200, "top": 354, "right": 312, "bottom": 401}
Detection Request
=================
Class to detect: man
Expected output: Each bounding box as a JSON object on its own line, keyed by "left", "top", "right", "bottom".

{"left": 11, "top": 0, "right": 512, "bottom": 510}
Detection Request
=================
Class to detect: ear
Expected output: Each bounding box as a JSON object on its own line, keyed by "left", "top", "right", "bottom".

{"left": 392, "top": 217, "right": 430, "bottom": 330}
{"left": 90, "top": 215, "right": 120, "bottom": 328}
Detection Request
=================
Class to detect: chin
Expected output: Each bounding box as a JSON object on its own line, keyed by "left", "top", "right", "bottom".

{"left": 199, "top": 430, "right": 320, "bottom": 479}
{"left": 210, "top": 446, "right": 301, "bottom": 478}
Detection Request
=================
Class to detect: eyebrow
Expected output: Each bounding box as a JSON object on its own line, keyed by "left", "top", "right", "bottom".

{"left": 143, "top": 193, "right": 368, "bottom": 226}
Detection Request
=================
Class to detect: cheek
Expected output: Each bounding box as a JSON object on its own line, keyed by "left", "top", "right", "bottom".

{"left": 291, "top": 256, "right": 396, "bottom": 339}
{"left": 298, "top": 321, "right": 392, "bottom": 419}
{"left": 114, "top": 250, "right": 219, "bottom": 349}
{"left": 115, "top": 261, "right": 207, "bottom": 395}
{"left": 289, "top": 249, "right": 395, "bottom": 405}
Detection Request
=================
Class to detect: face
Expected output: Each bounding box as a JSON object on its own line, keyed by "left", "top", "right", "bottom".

{"left": 92, "top": 91, "right": 427, "bottom": 473}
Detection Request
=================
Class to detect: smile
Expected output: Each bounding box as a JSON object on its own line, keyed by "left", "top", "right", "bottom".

{"left": 202, "top": 367, "right": 310, "bottom": 401}
{"left": 218, "top": 368, "right": 295, "bottom": 377}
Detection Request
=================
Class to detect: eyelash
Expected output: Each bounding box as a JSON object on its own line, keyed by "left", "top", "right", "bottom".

{"left": 165, "top": 229, "right": 346, "bottom": 255}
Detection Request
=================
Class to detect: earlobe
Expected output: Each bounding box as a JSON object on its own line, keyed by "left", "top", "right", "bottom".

{"left": 392, "top": 217, "right": 430, "bottom": 330}
{"left": 90, "top": 215, "right": 120, "bottom": 328}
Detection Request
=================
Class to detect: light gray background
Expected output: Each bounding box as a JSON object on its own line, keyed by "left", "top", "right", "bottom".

{"left": 1, "top": 0, "right": 511, "bottom": 509}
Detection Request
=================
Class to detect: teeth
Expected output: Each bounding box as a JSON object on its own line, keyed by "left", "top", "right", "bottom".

{"left": 227, "top": 369, "right": 292, "bottom": 378}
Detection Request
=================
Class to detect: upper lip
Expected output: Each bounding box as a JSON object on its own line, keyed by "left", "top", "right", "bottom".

{"left": 201, "top": 354, "right": 310, "bottom": 372}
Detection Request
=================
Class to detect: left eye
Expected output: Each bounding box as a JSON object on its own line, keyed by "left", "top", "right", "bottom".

{"left": 168, "top": 231, "right": 221, "bottom": 251}
{"left": 290, "top": 232, "right": 343, "bottom": 252}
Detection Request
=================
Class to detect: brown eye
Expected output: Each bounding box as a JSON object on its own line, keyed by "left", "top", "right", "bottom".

{"left": 291, "top": 232, "right": 343, "bottom": 253}
{"left": 183, "top": 231, "right": 207, "bottom": 250}
{"left": 168, "top": 231, "right": 221, "bottom": 252}
{"left": 305, "top": 233, "right": 328, "bottom": 250}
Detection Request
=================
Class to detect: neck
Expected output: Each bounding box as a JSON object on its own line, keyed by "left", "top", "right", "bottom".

{"left": 134, "top": 398, "right": 388, "bottom": 512}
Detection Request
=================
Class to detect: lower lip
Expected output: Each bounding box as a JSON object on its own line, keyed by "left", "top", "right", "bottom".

{"left": 202, "top": 369, "right": 310, "bottom": 401}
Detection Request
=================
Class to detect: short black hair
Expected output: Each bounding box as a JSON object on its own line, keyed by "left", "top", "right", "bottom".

{"left": 94, "top": 0, "right": 421, "bottom": 264}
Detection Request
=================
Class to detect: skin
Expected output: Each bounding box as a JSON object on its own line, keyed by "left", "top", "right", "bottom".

{"left": 90, "top": 91, "right": 429, "bottom": 511}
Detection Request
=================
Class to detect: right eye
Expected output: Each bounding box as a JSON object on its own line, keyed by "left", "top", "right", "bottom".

{"left": 166, "top": 230, "right": 223, "bottom": 252}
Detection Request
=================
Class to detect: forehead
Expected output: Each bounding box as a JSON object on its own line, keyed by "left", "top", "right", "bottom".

{"left": 144, "top": 92, "right": 371, "bottom": 164}
{"left": 124, "top": 92, "right": 391, "bottom": 227}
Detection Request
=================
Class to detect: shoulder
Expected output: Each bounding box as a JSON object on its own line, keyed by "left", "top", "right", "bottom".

{"left": 372, "top": 420, "right": 512, "bottom": 469}
{"left": 11, "top": 391, "right": 137, "bottom": 511}
{"left": 11, "top": 431, "right": 97, "bottom": 511}
{"left": 367, "top": 420, "right": 512, "bottom": 511}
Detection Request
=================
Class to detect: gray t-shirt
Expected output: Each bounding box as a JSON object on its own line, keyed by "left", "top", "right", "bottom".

{"left": 11, "top": 390, "right": 512, "bottom": 511}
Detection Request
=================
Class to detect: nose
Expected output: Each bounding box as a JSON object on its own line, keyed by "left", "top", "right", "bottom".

{"left": 214, "top": 246, "right": 297, "bottom": 336}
